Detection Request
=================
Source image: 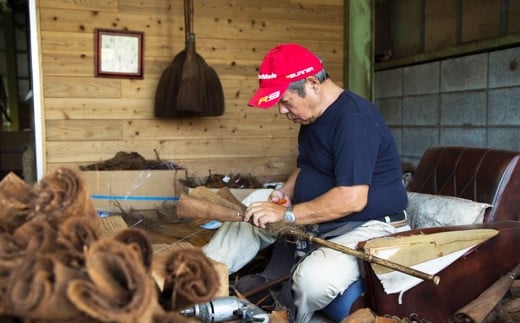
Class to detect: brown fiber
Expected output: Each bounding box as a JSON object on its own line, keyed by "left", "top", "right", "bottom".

{"left": 4, "top": 254, "right": 89, "bottom": 320}
{"left": 67, "top": 234, "right": 162, "bottom": 323}
{"left": 0, "top": 172, "right": 36, "bottom": 233}
{"left": 176, "top": 192, "right": 244, "bottom": 222}
{"left": 29, "top": 167, "right": 97, "bottom": 227}
{"left": 189, "top": 186, "right": 246, "bottom": 214}
{"left": 158, "top": 246, "right": 219, "bottom": 310}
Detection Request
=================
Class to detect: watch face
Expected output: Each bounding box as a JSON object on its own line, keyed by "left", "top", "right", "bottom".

{"left": 284, "top": 206, "right": 295, "bottom": 223}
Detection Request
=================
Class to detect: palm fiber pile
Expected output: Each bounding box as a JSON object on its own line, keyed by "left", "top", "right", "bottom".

{"left": 0, "top": 168, "right": 220, "bottom": 323}
{"left": 182, "top": 171, "right": 263, "bottom": 189}
{"left": 79, "top": 151, "right": 183, "bottom": 171}
{"left": 176, "top": 186, "right": 247, "bottom": 223}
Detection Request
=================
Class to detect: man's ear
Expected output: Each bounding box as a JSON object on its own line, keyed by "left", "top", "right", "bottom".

{"left": 306, "top": 76, "right": 320, "bottom": 92}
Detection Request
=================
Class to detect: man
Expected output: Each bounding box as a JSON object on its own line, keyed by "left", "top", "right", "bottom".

{"left": 203, "top": 43, "right": 408, "bottom": 322}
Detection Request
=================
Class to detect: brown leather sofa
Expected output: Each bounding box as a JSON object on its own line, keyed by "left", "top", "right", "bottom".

{"left": 360, "top": 146, "right": 520, "bottom": 322}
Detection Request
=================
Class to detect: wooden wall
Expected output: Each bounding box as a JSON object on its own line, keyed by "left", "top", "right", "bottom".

{"left": 37, "top": 0, "right": 345, "bottom": 182}
{"left": 375, "top": 0, "right": 520, "bottom": 66}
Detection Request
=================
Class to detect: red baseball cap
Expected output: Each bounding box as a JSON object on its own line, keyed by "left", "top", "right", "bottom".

{"left": 248, "top": 43, "right": 323, "bottom": 109}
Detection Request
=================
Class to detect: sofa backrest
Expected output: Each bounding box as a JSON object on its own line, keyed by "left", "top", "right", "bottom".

{"left": 407, "top": 146, "right": 519, "bottom": 223}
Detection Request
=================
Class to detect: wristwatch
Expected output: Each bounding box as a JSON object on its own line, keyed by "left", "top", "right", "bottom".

{"left": 284, "top": 206, "right": 296, "bottom": 223}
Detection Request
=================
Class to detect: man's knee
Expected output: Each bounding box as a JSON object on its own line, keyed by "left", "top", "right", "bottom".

{"left": 292, "top": 252, "right": 361, "bottom": 302}
{"left": 292, "top": 261, "right": 338, "bottom": 302}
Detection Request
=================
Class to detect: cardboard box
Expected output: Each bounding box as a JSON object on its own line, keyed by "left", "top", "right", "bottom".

{"left": 82, "top": 169, "right": 187, "bottom": 211}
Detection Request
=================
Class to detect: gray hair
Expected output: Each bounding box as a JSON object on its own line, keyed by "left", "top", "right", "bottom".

{"left": 288, "top": 68, "right": 329, "bottom": 98}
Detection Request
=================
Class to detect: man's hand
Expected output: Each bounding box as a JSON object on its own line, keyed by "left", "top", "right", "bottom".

{"left": 269, "top": 190, "right": 291, "bottom": 207}
{"left": 244, "top": 201, "right": 288, "bottom": 228}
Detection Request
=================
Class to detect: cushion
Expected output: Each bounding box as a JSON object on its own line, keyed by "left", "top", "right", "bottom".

{"left": 406, "top": 192, "right": 492, "bottom": 229}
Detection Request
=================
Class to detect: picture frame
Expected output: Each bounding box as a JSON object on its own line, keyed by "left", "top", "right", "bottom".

{"left": 95, "top": 28, "right": 144, "bottom": 79}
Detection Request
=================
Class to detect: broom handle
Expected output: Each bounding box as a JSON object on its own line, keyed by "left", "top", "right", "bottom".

{"left": 187, "top": 0, "right": 194, "bottom": 35}
{"left": 285, "top": 229, "right": 440, "bottom": 285}
{"left": 183, "top": 0, "right": 191, "bottom": 43}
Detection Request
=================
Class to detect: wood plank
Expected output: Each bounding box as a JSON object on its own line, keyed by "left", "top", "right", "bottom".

{"left": 43, "top": 75, "right": 258, "bottom": 102}
{"left": 45, "top": 137, "right": 298, "bottom": 163}
{"left": 509, "top": 0, "right": 520, "bottom": 33}
{"left": 392, "top": 0, "right": 424, "bottom": 58}
{"left": 43, "top": 97, "right": 277, "bottom": 120}
{"left": 192, "top": 0, "right": 342, "bottom": 25}
{"left": 38, "top": 3, "right": 343, "bottom": 41}
{"left": 44, "top": 98, "right": 155, "bottom": 120}
{"left": 122, "top": 118, "right": 298, "bottom": 140}
{"left": 45, "top": 118, "right": 297, "bottom": 142}
{"left": 39, "top": 0, "right": 117, "bottom": 11}
{"left": 425, "top": 0, "right": 458, "bottom": 52}
{"left": 43, "top": 76, "right": 121, "bottom": 98}
{"left": 461, "top": 0, "right": 502, "bottom": 43}
{"left": 39, "top": 7, "right": 182, "bottom": 37}
{"left": 46, "top": 120, "right": 123, "bottom": 141}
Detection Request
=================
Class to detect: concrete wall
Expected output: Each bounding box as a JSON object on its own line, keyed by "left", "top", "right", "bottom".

{"left": 375, "top": 46, "right": 520, "bottom": 165}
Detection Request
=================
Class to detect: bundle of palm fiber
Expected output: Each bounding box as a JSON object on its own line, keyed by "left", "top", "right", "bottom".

{"left": 55, "top": 215, "right": 102, "bottom": 261}
{"left": 3, "top": 254, "right": 91, "bottom": 321}
{"left": 182, "top": 171, "right": 263, "bottom": 189}
{"left": 29, "top": 167, "right": 98, "bottom": 227}
{"left": 67, "top": 228, "right": 164, "bottom": 323}
{"left": 0, "top": 169, "right": 101, "bottom": 321}
{"left": 176, "top": 186, "right": 247, "bottom": 222}
{"left": 111, "top": 228, "right": 154, "bottom": 270}
{"left": 0, "top": 168, "right": 220, "bottom": 322}
{"left": 0, "top": 172, "right": 36, "bottom": 233}
{"left": 79, "top": 151, "right": 183, "bottom": 171}
{"left": 158, "top": 246, "right": 220, "bottom": 311}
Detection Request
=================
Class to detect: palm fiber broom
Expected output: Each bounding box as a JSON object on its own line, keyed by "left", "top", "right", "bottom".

{"left": 154, "top": 0, "right": 224, "bottom": 118}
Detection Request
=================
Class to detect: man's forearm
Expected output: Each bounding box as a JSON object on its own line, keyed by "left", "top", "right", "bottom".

{"left": 292, "top": 185, "right": 369, "bottom": 225}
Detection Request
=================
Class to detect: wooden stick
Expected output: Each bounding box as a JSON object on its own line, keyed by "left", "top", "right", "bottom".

{"left": 282, "top": 228, "right": 440, "bottom": 285}
{"left": 451, "top": 263, "right": 520, "bottom": 322}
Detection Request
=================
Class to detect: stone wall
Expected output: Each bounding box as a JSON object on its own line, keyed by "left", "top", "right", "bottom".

{"left": 375, "top": 46, "right": 520, "bottom": 165}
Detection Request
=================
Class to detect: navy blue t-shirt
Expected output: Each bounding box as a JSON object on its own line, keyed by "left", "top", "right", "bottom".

{"left": 293, "top": 90, "right": 407, "bottom": 227}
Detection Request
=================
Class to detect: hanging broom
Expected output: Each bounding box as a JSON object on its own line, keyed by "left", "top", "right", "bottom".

{"left": 175, "top": 0, "right": 224, "bottom": 116}
{"left": 154, "top": 0, "right": 224, "bottom": 118}
{"left": 153, "top": 0, "right": 190, "bottom": 118}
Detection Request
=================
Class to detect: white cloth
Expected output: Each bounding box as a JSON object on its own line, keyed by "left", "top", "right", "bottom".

{"left": 203, "top": 189, "right": 397, "bottom": 323}
{"left": 202, "top": 189, "right": 276, "bottom": 274}
{"left": 376, "top": 246, "right": 474, "bottom": 304}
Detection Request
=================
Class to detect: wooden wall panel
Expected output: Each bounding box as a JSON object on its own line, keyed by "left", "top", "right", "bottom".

{"left": 425, "top": 0, "right": 458, "bottom": 52}
{"left": 391, "top": 0, "right": 423, "bottom": 58}
{"left": 37, "top": 0, "right": 344, "bottom": 182}
{"left": 461, "top": 0, "right": 502, "bottom": 43}
{"left": 509, "top": 0, "right": 520, "bottom": 33}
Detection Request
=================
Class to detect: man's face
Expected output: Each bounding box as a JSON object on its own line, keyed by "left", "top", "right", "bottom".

{"left": 277, "top": 80, "right": 318, "bottom": 125}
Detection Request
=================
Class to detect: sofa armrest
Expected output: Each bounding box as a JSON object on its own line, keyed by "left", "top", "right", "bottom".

{"left": 359, "top": 221, "right": 520, "bottom": 322}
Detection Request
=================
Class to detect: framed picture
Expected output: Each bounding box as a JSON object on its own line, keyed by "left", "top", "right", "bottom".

{"left": 95, "top": 28, "right": 144, "bottom": 79}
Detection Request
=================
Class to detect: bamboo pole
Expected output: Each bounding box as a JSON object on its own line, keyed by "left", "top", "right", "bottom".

{"left": 281, "top": 228, "right": 440, "bottom": 285}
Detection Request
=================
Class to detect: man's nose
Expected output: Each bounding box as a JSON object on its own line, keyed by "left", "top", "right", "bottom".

{"left": 278, "top": 104, "right": 289, "bottom": 114}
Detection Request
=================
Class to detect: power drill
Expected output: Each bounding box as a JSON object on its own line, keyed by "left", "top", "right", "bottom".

{"left": 179, "top": 296, "right": 270, "bottom": 322}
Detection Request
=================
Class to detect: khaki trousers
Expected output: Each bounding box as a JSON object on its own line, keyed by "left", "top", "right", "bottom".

{"left": 202, "top": 190, "right": 399, "bottom": 323}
